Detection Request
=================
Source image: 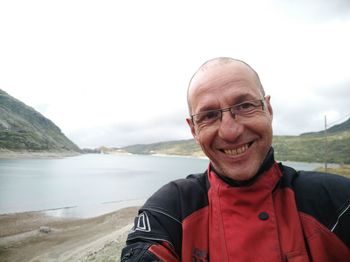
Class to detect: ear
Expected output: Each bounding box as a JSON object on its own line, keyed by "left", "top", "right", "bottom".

{"left": 264, "top": 95, "right": 273, "bottom": 120}
{"left": 186, "top": 118, "right": 200, "bottom": 144}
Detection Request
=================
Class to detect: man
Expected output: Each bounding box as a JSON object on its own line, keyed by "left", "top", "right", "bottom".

{"left": 121, "top": 57, "right": 350, "bottom": 261}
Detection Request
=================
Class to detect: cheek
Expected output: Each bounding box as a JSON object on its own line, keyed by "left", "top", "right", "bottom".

{"left": 256, "top": 123, "right": 273, "bottom": 150}
{"left": 253, "top": 118, "right": 272, "bottom": 136}
{"left": 196, "top": 130, "right": 215, "bottom": 151}
{"left": 262, "top": 121, "right": 273, "bottom": 139}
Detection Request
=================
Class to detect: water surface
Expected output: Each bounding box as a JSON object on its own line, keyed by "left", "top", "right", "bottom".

{"left": 0, "top": 154, "right": 323, "bottom": 218}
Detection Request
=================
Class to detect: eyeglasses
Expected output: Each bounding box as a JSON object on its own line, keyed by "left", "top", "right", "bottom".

{"left": 191, "top": 99, "right": 265, "bottom": 127}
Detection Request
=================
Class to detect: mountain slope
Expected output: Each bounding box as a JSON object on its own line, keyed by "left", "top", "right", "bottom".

{"left": 0, "top": 89, "right": 80, "bottom": 152}
{"left": 273, "top": 131, "right": 350, "bottom": 164}
{"left": 120, "top": 118, "right": 350, "bottom": 164}
{"left": 301, "top": 117, "right": 350, "bottom": 136}
{"left": 122, "top": 139, "right": 203, "bottom": 157}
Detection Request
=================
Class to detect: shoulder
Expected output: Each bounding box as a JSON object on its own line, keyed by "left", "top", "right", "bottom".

{"left": 142, "top": 171, "right": 209, "bottom": 222}
{"left": 281, "top": 165, "right": 350, "bottom": 200}
{"left": 280, "top": 164, "right": 350, "bottom": 228}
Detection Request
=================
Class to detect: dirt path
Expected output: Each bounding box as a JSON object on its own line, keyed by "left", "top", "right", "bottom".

{"left": 0, "top": 207, "right": 138, "bottom": 262}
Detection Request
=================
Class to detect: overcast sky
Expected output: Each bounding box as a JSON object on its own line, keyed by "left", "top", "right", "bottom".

{"left": 1, "top": 0, "right": 349, "bottom": 148}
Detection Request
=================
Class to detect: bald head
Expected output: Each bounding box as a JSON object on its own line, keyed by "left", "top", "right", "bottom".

{"left": 187, "top": 57, "right": 265, "bottom": 115}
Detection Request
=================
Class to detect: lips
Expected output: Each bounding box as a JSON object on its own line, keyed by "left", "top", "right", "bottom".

{"left": 221, "top": 142, "right": 252, "bottom": 156}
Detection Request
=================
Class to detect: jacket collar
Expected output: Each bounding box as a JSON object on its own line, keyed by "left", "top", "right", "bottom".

{"left": 210, "top": 147, "right": 275, "bottom": 187}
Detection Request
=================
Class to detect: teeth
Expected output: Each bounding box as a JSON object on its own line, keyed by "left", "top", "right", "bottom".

{"left": 224, "top": 144, "right": 249, "bottom": 156}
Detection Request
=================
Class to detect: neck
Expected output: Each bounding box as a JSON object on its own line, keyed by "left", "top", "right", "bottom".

{"left": 213, "top": 147, "right": 275, "bottom": 187}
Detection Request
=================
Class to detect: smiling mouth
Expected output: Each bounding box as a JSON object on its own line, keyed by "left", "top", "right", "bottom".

{"left": 221, "top": 142, "right": 253, "bottom": 156}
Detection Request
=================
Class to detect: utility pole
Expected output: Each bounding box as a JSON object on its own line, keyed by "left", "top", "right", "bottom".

{"left": 324, "top": 115, "right": 328, "bottom": 172}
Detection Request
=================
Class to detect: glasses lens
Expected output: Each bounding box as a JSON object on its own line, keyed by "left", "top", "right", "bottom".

{"left": 234, "top": 100, "right": 263, "bottom": 115}
{"left": 194, "top": 110, "right": 221, "bottom": 125}
{"left": 192, "top": 100, "right": 264, "bottom": 127}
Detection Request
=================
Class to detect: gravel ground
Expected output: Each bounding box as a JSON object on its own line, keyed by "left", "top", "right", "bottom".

{"left": 0, "top": 207, "right": 138, "bottom": 262}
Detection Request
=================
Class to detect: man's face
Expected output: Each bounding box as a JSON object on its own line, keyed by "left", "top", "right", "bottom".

{"left": 187, "top": 61, "right": 273, "bottom": 181}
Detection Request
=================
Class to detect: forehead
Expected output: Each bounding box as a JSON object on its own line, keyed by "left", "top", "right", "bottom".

{"left": 188, "top": 61, "right": 262, "bottom": 112}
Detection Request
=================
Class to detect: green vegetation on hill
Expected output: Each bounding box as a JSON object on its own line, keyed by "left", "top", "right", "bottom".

{"left": 273, "top": 130, "right": 350, "bottom": 163}
{"left": 123, "top": 139, "right": 203, "bottom": 157}
{"left": 0, "top": 89, "right": 80, "bottom": 153}
{"left": 120, "top": 119, "right": 350, "bottom": 164}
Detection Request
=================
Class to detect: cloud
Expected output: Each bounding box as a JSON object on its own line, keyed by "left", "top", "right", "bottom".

{"left": 1, "top": 1, "right": 349, "bottom": 148}
{"left": 272, "top": 79, "right": 350, "bottom": 135}
{"left": 67, "top": 110, "right": 192, "bottom": 148}
{"left": 274, "top": 0, "right": 350, "bottom": 23}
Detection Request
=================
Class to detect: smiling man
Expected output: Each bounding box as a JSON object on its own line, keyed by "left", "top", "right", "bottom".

{"left": 121, "top": 58, "right": 350, "bottom": 261}
{"left": 187, "top": 58, "right": 273, "bottom": 182}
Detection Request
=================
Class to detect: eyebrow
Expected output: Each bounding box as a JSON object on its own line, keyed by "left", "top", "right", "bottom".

{"left": 196, "top": 105, "right": 219, "bottom": 113}
{"left": 233, "top": 93, "right": 259, "bottom": 103}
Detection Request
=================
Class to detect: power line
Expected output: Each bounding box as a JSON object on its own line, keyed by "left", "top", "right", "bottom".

{"left": 327, "top": 113, "right": 350, "bottom": 128}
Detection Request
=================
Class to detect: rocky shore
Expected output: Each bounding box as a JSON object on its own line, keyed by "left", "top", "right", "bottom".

{"left": 0, "top": 207, "right": 138, "bottom": 262}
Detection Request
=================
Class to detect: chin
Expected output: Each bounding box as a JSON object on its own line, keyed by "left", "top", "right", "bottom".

{"left": 226, "top": 172, "right": 255, "bottom": 181}
{"left": 220, "top": 165, "right": 258, "bottom": 181}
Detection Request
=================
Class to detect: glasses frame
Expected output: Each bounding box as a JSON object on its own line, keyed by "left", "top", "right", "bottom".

{"left": 190, "top": 99, "right": 265, "bottom": 127}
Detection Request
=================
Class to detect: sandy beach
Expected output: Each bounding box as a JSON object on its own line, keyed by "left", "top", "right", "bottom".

{"left": 0, "top": 206, "right": 138, "bottom": 262}
{"left": 0, "top": 150, "right": 81, "bottom": 159}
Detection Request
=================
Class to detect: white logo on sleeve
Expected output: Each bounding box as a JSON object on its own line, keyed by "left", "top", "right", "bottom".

{"left": 133, "top": 212, "right": 151, "bottom": 232}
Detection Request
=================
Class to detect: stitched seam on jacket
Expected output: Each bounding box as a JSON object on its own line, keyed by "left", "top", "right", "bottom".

{"left": 127, "top": 235, "right": 172, "bottom": 244}
{"left": 142, "top": 207, "right": 182, "bottom": 224}
{"left": 331, "top": 202, "right": 350, "bottom": 232}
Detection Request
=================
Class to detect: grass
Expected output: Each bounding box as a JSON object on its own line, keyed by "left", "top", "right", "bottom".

{"left": 315, "top": 165, "right": 350, "bottom": 179}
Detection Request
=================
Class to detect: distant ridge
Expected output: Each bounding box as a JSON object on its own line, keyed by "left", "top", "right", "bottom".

{"left": 0, "top": 89, "right": 80, "bottom": 153}
{"left": 119, "top": 118, "right": 350, "bottom": 164}
{"left": 122, "top": 139, "right": 203, "bottom": 157}
{"left": 301, "top": 117, "right": 350, "bottom": 136}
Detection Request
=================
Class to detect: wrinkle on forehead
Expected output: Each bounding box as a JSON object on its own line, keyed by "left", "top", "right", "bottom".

{"left": 187, "top": 58, "right": 264, "bottom": 114}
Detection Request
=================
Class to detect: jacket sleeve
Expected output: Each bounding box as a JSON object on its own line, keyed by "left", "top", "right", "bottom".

{"left": 121, "top": 173, "right": 209, "bottom": 261}
{"left": 120, "top": 209, "right": 180, "bottom": 261}
{"left": 121, "top": 182, "right": 184, "bottom": 261}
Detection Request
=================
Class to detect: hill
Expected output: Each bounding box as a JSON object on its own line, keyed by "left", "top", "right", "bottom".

{"left": 122, "top": 139, "right": 203, "bottom": 157}
{"left": 274, "top": 117, "right": 350, "bottom": 163}
{"left": 273, "top": 131, "right": 350, "bottom": 164}
{"left": 301, "top": 117, "right": 350, "bottom": 135}
{"left": 120, "top": 118, "right": 350, "bottom": 164}
{"left": 0, "top": 89, "right": 80, "bottom": 154}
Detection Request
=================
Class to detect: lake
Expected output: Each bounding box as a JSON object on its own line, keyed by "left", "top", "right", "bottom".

{"left": 0, "top": 154, "right": 323, "bottom": 218}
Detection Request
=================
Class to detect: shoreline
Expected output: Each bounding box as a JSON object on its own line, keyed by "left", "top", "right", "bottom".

{"left": 1, "top": 199, "right": 145, "bottom": 220}
{"left": 0, "top": 150, "right": 81, "bottom": 159}
{"left": 0, "top": 206, "right": 139, "bottom": 261}
{"left": 0, "top": 149, "right": 341, "bottom": 167}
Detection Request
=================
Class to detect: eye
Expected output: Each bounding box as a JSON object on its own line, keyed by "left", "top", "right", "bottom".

{"left": 236, "top": 102, "right": 256, "bottom": 111}
{"left": 234, "top": 100, "right": 261, "bottom": 114}
{"left": 204, "top": 110, "right": 220, "bottom": 120}
{"left": 195, "top": 110, "right": 220, "bottom": 124}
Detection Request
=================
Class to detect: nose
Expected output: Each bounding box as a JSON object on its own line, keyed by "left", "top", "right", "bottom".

{"left": 217, "top": 111, "right": 244, "bottom": 141}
